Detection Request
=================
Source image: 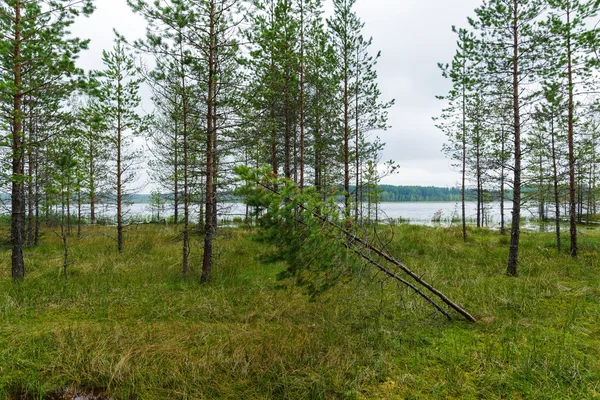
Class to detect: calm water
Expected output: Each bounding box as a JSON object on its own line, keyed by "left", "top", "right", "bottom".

{"left": 73, "top": 201, "right": 589, "bottom": 231}
{"left": 375, "top": 201, "right": 502, "bottom": 224}
{"left": 116, "top": 201, "right": 506, "bottom": 226}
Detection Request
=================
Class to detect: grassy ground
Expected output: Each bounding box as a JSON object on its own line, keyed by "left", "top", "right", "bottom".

{"left": 0, "top": 223, "right": 599, "bottom": 399}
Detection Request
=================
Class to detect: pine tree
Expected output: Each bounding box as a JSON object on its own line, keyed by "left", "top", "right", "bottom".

{"left": 94, "top": 39, "right": 145, "bottom": 253}
{"left": 0, "top": 0, "right": 94, "bottom": 279}
{"left": 470, "top": 0, "right": 544, "bottom": 276}
{"left": 351, "top": 34, "right": 394, "bottom": 223}
{"left": 328, "top": 0, "right": 362, "bottom": 216}
{"left": 305, "top": 12, "right": 339, "bottom": 196}
{"left": 543, "top": 0, "right": 600, "bottom": 256}
{"left": 437, "top": 26, "right": 478, "bottom": 241}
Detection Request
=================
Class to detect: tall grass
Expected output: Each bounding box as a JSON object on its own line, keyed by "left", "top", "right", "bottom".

{"left": 0, "top": 224, "right": 599, "bottom": 399}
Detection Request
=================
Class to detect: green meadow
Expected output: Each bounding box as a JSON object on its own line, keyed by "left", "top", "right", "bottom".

{"left": 1, "top": 224, "right": 599, "bottom": 399}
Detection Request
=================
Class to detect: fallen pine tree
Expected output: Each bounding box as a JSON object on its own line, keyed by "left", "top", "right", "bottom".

{"left": 235, "top": 165, "right": 477, "bottom": 323}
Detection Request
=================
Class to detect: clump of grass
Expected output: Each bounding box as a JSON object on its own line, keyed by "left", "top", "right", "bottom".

{"left": 0, "top": 224, "right": 599, "bottom": 399}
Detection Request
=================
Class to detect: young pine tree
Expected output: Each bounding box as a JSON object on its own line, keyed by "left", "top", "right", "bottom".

{"left": 94, "top": 40, "right": 145, "bottom": 253}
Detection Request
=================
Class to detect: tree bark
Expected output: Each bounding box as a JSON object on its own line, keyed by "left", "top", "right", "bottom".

{"left": 566, "top": 5, "right": 577, "bottom": 257}
{"left": 354, "top": 46, "right": 360, "bottom": 224}
{"left": 202, "top": 0, "right": 217, "bottom": 283}
{"left": 117, "top": 71, "right": 123, "bottom": 253}
{"left": 180, "top": 41, "right": 190, "bottom": 279}
{"left": 173, "top": 113, "right": 179, "bottom": 225}
{"left": 89, "top": 128, "right": 96, "bottom": 225}
{"left": 27, "top": 96, "right": 34, "bottom": 246}
{"left": 34, "top": 126, "right": 40, "bottom": 246}
{"left": 461, "top": 62, "right": 467, "bottom": 241}
{"left": 284, "top": 71, "right": 291, "bottom": 179}
{"left": 299, "top": 0, "right": 305, "bottom": 189}
{"left": 11, "top": 0, "right": 25, "bottom": 280}
{"left": 77, "top": 177, "right": 82, "bottom": 238}
{"left": 500, "top": 126, "right": 506, "bottom": 235}
{"left": 476, "top": 139, "right": 482, "bottom": 228}
{"left": 551, "top": 118, "right": 561, "bottom": 251}
{"left": 507, "top": 0, "right": 521, "bottom": 277}
{"left": 343, "top": 20, "right": 350, "bottom": 217}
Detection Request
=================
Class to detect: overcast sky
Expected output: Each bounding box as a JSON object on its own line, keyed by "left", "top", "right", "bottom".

{"left": 71, "top": 0, "right": 483, "bottom": 189}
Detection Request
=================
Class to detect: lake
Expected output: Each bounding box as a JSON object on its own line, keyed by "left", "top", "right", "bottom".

{"left": 116, "top": 201, "right": 512, "bottom": 227}
{"left": 28, "top": 200, "right": 593, "bottom": 232}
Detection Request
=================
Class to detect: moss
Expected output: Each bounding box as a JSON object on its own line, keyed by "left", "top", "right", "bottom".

{"left": 0, "top": 224, "right": 599, "bottom": 399}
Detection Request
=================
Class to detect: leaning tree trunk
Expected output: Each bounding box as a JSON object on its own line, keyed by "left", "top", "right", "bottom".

{"left": 255, "top": 179, "right": 477, "bottom": 323}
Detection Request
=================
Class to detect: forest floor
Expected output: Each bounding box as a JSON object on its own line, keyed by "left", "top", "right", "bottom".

{"left": 0, "top": 223, "right": 599, "bottom": 399}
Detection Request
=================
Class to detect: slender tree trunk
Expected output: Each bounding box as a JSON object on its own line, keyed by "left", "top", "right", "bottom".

{"left": 89, "top": 130, "right": 96, "bottom": 225}
{"left": 212, "top": 88, "right": 218, "bottom": 231}
{"left": 27, "top": 96, "right": 34, "bottom": 246}
{"left": 202, "top": 0, "right": 217, "bottom": 283}
{"left": 551, "top": 119, "right": 561, "bottom": 251}
{"left": 343, "top": 44, "right": 350, "bottom": 217}
{"left": 117, "top": 76, "right": 123, "bottom": 252}
{"left": 299, "top": 0, "right": 305, "bottom": 189}
{"left": 461, "top": 63, "right": 467, "bottom": 241}
{"left": 314, "top": 64, "right": 322, "bottom": 194}
{"left": 476, "top": 141, "right": 481, "bottom": 228}
{"left": 341, "top": 12, "right": 351, "bottom": 217}
{"left": 354, "top": 46, "right": 360, "bottom": 224}
{"left": 60, "top": 171, "right": 68, "bottom": 280}
{"left": 269, "top": 15, "right": 278, "bottom": 181}
{"left": 500, "top": 126, "right": 506, "bottom": 235}
{"left": 538, "top": 149, "right": 543, "bottom": 222}
{"left": 77, "top": 179, "right": 82, "bottom": 238}
{"left": 284, "top": 73, "right": 291, "bottom": 179}
{"left": 174, "top": 116, "right": 179, "bottom": 225}
{"left": 270, "top": 105, "right": 278, "bottom": 178}
{"left": 566, "top": 6, "right": 577, "bottom": 257}
{"left": 181, "top": 42, "right": 190, "bottom": 279}
{"left": 587, "top": 168, "right": 592, "bottom": 225}
{"left": 45, "top": 169, "right": 50, "bottom": 226}
{"left": 293, "top": 121, "right": 298, "bottom": 183}
{"left": 67, "top": 173, "right": 71, "bottom": 236}
{"left": 577, "top": 170, "right": 583, "bottom": 223}
{"left": 34, "top": 129, "right": 40, "bottom": 246}
{"left": 507, "top": 0, "right": 521, "bottom": 277}
{"left": 11, "top": 0, "right": 25, "bottom": 280}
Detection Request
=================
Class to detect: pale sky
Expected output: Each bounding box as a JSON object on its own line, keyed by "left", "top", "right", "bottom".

{"left": 71, "top": 0, "right": 483, "bottom": 189}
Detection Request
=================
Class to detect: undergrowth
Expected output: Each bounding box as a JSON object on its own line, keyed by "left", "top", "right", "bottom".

{"left": 0, "top": 224, "right": 599, "bottom": 399}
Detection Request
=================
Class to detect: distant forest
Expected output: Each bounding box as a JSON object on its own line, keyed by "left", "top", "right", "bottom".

{"left": 135, "top": 186, "right": 492, "bottom": 204}
{"left": 375, "top": 186, "right": 516, "bottom": 203}
{"left": 377, "top": 185, "right": 463, "bottom": 202}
